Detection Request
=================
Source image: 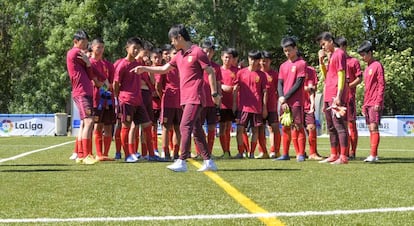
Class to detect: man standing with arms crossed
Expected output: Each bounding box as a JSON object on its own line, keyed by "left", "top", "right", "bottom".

{"left": 132, "top": 24, "right": 220, "bottom": 172}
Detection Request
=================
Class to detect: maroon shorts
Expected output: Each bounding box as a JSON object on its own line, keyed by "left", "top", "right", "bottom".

{"left": 93, "top": 106, "right": 116, "bottom": 125}
{"left": 363, "top": 106, "right": 382, "bottom": 124}
{"left": 73, "top": 95, "right": 93, "bottom": 120}
{"left": 142, "top": 89, "right": 154, "bottom": 123}
{"left": 264, "top": 111, "right": 278, "bottom": 125}
{"left": 304, "top": 112, "right": 316, "bottom": 126}
{"left": 219, "top": 109, "right": 235, "bottom": 122}
{"left": 281, "top": 105, "right": 303, "bottom": 125}
{"left": 120, "top": 103, "right": 150, "bottom": 125}
{"left": 347, "top": 97, "right": 357, "bottom": 121}
{"left": 237, "top": 111, "right": 263, "bottom": 127}
{"left": 200, "top": 106, "right": 217, "bottom": 125}
{"left": 161, "top": 107, "right": 183, "bottom": 126}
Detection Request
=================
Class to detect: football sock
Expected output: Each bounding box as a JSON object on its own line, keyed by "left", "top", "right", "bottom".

{"left": 282, "top": 126, "right": 291, "bottom": 156}
{"left": 370, "top": 131, "right": 380, "bottom": 157}
{"left": 94, "top": 130, "right": 103, "bottom": 157}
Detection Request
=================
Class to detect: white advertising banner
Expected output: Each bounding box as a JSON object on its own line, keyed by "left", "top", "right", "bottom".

{"left": 0, "top": 114, "right": 55, "bottom": 136}
{"left": 356, "top": 115, "right": 414, "bottom": 137}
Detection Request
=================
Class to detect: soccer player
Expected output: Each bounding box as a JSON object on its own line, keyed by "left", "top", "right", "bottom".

{"left": 317, "top": 32, "right": 349, "bottom": 164}
{"left": 66, "top": 29, "right": 103, "bottom": 164}
{"left": 257, "top": 50, "right": 280, "bottom": 159}
{"left": 233, "top": 50, "right": 268, "bottom": 159}
{"left": 131, "top": 24, "right": 220, "bottom": 172}
{"left": 156, "top": 47, "right": 181, "bottom": 160}
{"left": 357, "top": 40, "right": 385, "bottom": 163}
{"left": 304, "top": 65, "right": 323, "bottom": 160}
{"left": 150, "top": 48, "right": 163, "bottom": 157}
{"left": 276, "top": 37, "right": 307, "bottom": 162}
{"left": 89, "top": 38, "right": 115, "bottom": 161}
{"left": 113, "top": 37, "right": 155, "bottom": 163}
{"left": 336, "top": 37, "right": 362, "bottom": 160}
{"left": 219, "top": 48, "right": 238, "bottom": 158}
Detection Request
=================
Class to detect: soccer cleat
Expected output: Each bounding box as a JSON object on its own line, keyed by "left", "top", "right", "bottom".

{"left": 255, "top": 152, "right": 270, "bottom": 159}
{"left": 125, "top": 154, "right": 139, "bottom": 163}
{"left": 221, "top": 152, "right": 232, "bottom": 159}
{"left": 319, "top": 155, "right": 338, "bottom": 163}
{"left": 114, "top": 152, "right": 122, "bottom": 160}
{"left": 197, "top": 159, "right": 218, "bottom": 172}
{"left": 247, "top": 152, "right": 255, "bottom": 159}
{"left": 154, "top": 150, "right": 160, "bottom": 157}
{"left": 96, "top": 156, "right": 114, "bottom": 161}
{"left": 348, "top": 154, "right": 356, "bottom": 160}
{"left": 148, "top": 155, "right": 166, "bottom": 162}
{"left": 363, "top": 155, "right": 379, "bottom": 163}
{"left": 233, "top": 153, "right": 244, "bottom": 159}
{"left": 331, "top": 156, "right": 349, "bottom": 165}
{"left": 167, "top": 159, "right": 187, "bottom": 172}
{"left": 82, "top": 155, "right": 98, "bottom": 165}
{"left": 69, "top": 153, "right": 78, "bottom": 160}
{"left": 135, "top": 152, "right": 142, "bottom": 159}
{"left": 75, "top": 158, "right": 83, "bottom": 164}
{"left": 308, "top": 153, "right": 324, "bottom": 160}
{"left": 274, "top": 155, "right": 290, "bottom": 161}
{"left": 269, "top": 151, "right": 281, "bottom": 159}
{"left": 296, "top": 155, "right": 306, "bottom": 162}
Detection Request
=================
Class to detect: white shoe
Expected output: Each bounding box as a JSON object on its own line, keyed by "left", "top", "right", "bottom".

{"left": 197, "top": 159, "right": 218, "bottom": 172}
{"left": 167, "top": 159, "right": 187, "bottom": 172}
{"left": 364, "top": 155, "right": 379, "bottom": 162}
{"left": 69, "top": 153, "right": 78, "bottom": 160}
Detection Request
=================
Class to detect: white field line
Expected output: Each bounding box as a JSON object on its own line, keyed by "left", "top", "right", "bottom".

{"left": 0, "top": 141, "right": 74, "bottom": 163}
{"left": 0, "top": 206, "right": 413, "bottom": 223}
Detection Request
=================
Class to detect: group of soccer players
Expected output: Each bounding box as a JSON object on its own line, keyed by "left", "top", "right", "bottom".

{"left": 66, "top": 26, "right": 384, "bottom": 170}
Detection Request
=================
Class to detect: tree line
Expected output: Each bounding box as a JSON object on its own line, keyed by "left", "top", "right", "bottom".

{"left": 1, "top": 0, "right": 413, "bottom": 115}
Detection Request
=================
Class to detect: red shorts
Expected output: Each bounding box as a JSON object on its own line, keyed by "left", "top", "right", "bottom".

{"left": 304, "top": 112, "right": 316, "bottom": 126}
{"left": 264, "top": 111, "right": 278, "bottom": 125}
{"left": 142, "top": 89, "right": 154, "bottom": 123}
{"left": 363, "top": 106, "right": 382, "bottom": 124}
{"left": 120, "top": 103, "right": 150, "bottom": 125}
{"left": 93, "top": 106, "right": 116, "bottom": 125}
{"left": 347, "top": 97, "right": 357, "bottom": 121}
{"left": 161, "top": 107, "right": 183, "bottom": 126}
{"left": 237, "top": 111, "right": 263, "bottom": 128}
{"left": 73, "top": 96, "right": 93, "bottom": 120}
{"left": 200, "top": 106, "right": 218, "bottom": 125}
{"left": 219, "top": 109, "right": 235, "bottom": 122}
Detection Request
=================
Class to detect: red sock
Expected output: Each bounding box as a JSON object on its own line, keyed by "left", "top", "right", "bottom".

{"left": 370, "top": 131, "right": 380, "bottom": 157}
{"left": 282, "top": 126, "right": 291, "bottom": 156}
{"left": 298, "top": 128, "right": 306, "bottom": 156}
{"left": 225, "top": 127, "right": 231, "bottom": 152}
{"left": 258, "top": 130, "right": 266, "bottom": 153}
{"left": 349, "top": 121, "right": 358, "bottom": 155}
{"left": 73, "top": 139, "right": 78, "bottom": 154}
{"left": 274, "top": 129, "right": 281, "bottom": 153}
{"left": 291, "top": 129, "right": 299, "bottom": 156}
{"left": 250, "top": 141, "right": 257, "bottom": 155}
{"left": 128, "top": 143, "right": 135, "bottom": 156}
{"left": 94, "top": 130, "right": 103, "bottom": 157}
{"left": 114, "top": 127, "right": 121, "bottom": 154}
{"left": 163, "top": 146, "right": 169, "bottom": 157}
{"left": 237, "top": 144, "right": 244, "bottom": 154}
{"left": 141, "top": 143, "right": 148, "bottom": 157}
{"left": 308, "top": 129, "right": 317, "bottom": 155}
{"left": 121, "top": 127, "right": 130, "bottom": 157}
{"left": 103, "top": 136, "right": 112, "bottom": 156}
{"left": 207, "top": 130, "right": 215, "bottom": 154}
{"left": 82, "top": 138, "right": 92, "bottom": 156}
{"left": 77, "top": 139, "right": 84, "bottom": 158}
{"left": 242, "top": 131, "right": 250, "bottom": 153}
{"left": 144, "top": 126, "right": 155, "bottom": 156}
{"left": 330, "top": 146, "right": 338, "bottom": 157}
{"left": 152, "top": 127, "right": 158, "bottom": 151}
{"left": 219, "top": 134, "right": 227, "bottom": 152}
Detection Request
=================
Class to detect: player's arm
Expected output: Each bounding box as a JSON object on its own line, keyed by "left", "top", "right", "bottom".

{"left": 318, "top": 50, "right": 327, "bottom": 79}
{"left": 349, "top": 76, "right": 362, "bottom": 88}
{"left": 205, "top": 66, "right": 220, "bottom": 105}
{"left": 278, "top": 79, "right": 285, "bottom": 104}
{"left": 131, "top": 63, "right": 173, "bottom": 75}
{"left": 375, "top": 65, "right": 385, "bottom": 111}
{"left": 335, "top": 70, "right": 345, "bottom": 105}
{"left": 284, "top": 77, "right": 305, "bottom": 100}
{"left": 262, "top": 88, "right": 268, "bottom": 118}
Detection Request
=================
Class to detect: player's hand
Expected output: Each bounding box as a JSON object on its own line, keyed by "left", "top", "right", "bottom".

{"left": 281, "top": 103, "right": 289, "bottom": 113}
{"left": 77, "top": 52, "right": 91, "bottom": 66}
{"left": 130, "top": 66, "right": 144, "bottom": 74}
{"left": 212, "top": 94, "right": 221, "bottom": 106}
{"left": 278, "top": 96, "right": 286, "bottom": 104}
{"left": 333, "top": 96, "right": 341, "bottom": 107}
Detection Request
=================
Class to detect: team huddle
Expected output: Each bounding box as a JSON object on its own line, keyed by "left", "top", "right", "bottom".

{"left": 66, "top": 24, "right": 385, "bottom": 172}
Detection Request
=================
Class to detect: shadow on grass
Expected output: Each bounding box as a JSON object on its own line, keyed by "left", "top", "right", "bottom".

{"left": 0, "top": 164, "right": 71, "bottom": 167}
{"left": 218, "top": 168, "right": 301, "bottom": 172}
{"left": 1, "top": 169, "right": 85, "bottom": 173}
{"left": 372, "top": 157, "right": 414, "bottom": 164}
{"left": 0, "top": 163, "right": 87, "bottom": 172}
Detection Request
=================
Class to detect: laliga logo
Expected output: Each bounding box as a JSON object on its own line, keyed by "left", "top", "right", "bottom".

{"left": 403, "top": 121, "right": 414, "bottom": 135}
{"left": 0, "top": 119, "right": 14, "bottom": 133}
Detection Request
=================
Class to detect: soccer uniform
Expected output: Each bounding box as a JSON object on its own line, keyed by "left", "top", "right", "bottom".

{"left": 324, "top": 48, "right": 348, "bottom": 161}
{"left": 304, "top": 66, "right": 319, "bottom": 157}
{"left": 278, "top": 57, "right": 307, "bottom": 159}
{"left": 363, "top": 60, "right": 385, "bottom": 158}
{"left": 169, "top": 45, "right": 212, "bottom": 160}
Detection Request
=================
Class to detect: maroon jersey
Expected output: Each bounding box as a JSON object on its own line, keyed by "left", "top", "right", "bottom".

{"left": 324, "top": 48, "right": 347, "bottom": 102}
{"left": 66, "top": 47, "right": 94, "bottom": 97}
{"left": 90, "top": 58, "right": 114, "bottom": 108}
{"left": 114, "top": 58, "right": 143, "bottom": 106}
{"left": 278, "top": 57, "right": 307, "bottom": 106}
{"left": 304, "top": 66, "right": 318, "bottom": 112}
{"left": 220, "top": 66, "right": 238, "bottom": 109}
{"left": 159, "top": 68, "right": 181, "bottom": 109}
{"left": 363, "top": 60, "right": 385, "bottom": 107}
{"left": 346, "top": 56, "right": 362, "bottom": 99}
{"left": 203, "top": 61, "right": 222, "bottom": 107}
{"left": 169, "top": 45, "right": 210, "bottom": 106}
{"left": 234, "top": 68, "right": 267, "bottom": 114}
{"left": 262, "top": 69, "right": 279, "bottom": 112}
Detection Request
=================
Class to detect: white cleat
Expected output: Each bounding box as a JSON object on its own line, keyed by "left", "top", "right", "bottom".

{"left": 197, "top": 159, "right": 218, "bottom": 172}
{"left": 363, "top": 155, "right": 379, "bottom": 163}
{"left": 167, "top": 159, "right": 188, "bottom": 172}
{"left": 69, "top": 153, "right": 78, "bottom": 160}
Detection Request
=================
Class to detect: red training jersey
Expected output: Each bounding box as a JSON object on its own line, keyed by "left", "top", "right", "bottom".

{"left": 363, "top": 60, "right": 385, "bottom": 107}
{"left": 324, "top": 48, "right": 347, "bottom": 103}
{"left": 114, "top": 58, "right": 143, "bottom": 106}
{"left": 220, "top": 66, "right": 238, "bottom": 110}
{"left": 66, "top": 47, "right": 94, "bottom": 97}
{"left": 262, "top": 69, "right": 279, "bottom": 112}
{"left": 304, "top": 66, "right": 318, "bottom": 112}
{"left": 278, "top": 57, "right": 307, "bottom": 106}
{"left": 234, "top": 67, "right": 267, "bottom": 114}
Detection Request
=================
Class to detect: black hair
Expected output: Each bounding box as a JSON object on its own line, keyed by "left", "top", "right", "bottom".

{"left": 281, "top": 37, "right": 296, "bottom": 48}
{"left": 316, "top": 32, "right": 339, "bottom": 47}
{"left": 229, "top": 47, "right": 238, "bottom": 58}
{"left": 168, "top": 24, "right": 191, "bottom": 41}
{"left": 91, "top": 37, "right": 104, "bottom": 45}
{"left": 221, "top": 47, "right": 234, "bottom": 56}
{"left": 201, "top": 39, "right": 215, "bottom": 50}
{"left": 248, "top": 50, "right": 262, "bottom": 60}
{"left": 151, "top": 47, "right": 162, "bottom": 55}
{"left": 142, "top": 40, "right": 153, "bottom": 50}
{"left": 73, "top": 29, "right": 89, "bottom": 40}
{"left": 126, "top": 37, "right": 143, "bottom": 47}
{"left": 335, "top": 36, "right": 347, "bottom": 47}
{"left": 357, "top": 40, "right": 374, "bottom": 53}
{"left": 161, "top": 44, "right": 172, "bottom": 52}
{"left": 261, "top": 50, "right": 272, "bottom": 59}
